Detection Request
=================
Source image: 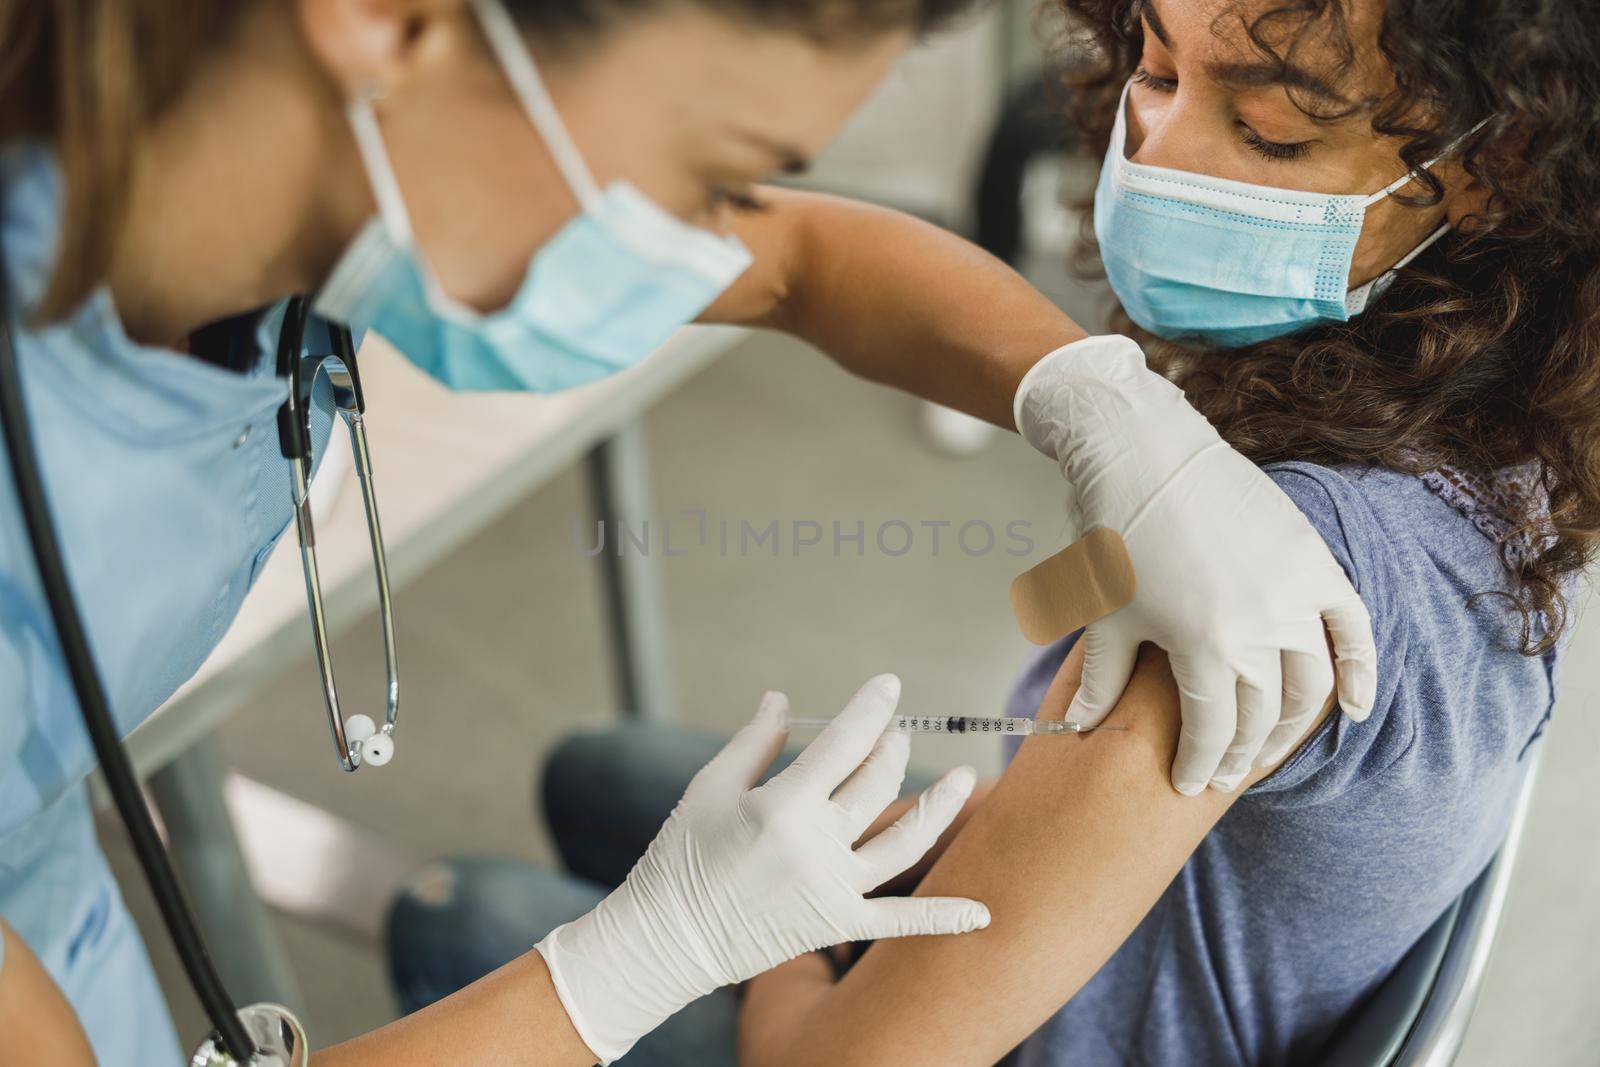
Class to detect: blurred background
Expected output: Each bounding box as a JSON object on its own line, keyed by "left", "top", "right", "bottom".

{"left": 103, "top": 2, "right": 1599, "bottom": 1063}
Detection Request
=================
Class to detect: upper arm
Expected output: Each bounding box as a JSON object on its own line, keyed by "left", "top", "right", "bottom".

{"left": 698, "top": 185, "right": 949, "bottom": 329}
{"left": 748, "top": 641, "right": 1336, "bottom": 1067}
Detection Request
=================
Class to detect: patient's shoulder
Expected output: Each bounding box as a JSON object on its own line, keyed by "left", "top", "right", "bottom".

{"left": 1005, "top": 460, "right": 1552, "bottom": 794}
{"left": 1264, "top": 461, "right": 1531, "bottom": 643}
{"left": 1253, "top": 461, "right": 1554, "bottom": 800}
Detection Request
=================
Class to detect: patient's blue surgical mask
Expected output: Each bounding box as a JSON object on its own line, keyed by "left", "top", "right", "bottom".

{"left": 1094, "top": 82, "right": 1466, "bottom": 348}
{"left": 314, "top": 0, "right": 753, "bottom": 392}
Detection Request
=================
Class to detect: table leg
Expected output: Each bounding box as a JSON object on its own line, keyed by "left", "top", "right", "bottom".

{"left": 147, "top": 735, "right": 306, "bottom": 1014}
{"left": 587, "top": 423, "right": 678, "bottom": 722}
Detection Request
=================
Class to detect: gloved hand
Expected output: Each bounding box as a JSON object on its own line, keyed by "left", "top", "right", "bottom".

{"left": 1014, "top": 334, "right": 1377, "bottom": 795}
{"left": 535, "top": 675, "right": 988, "bottom": 1063}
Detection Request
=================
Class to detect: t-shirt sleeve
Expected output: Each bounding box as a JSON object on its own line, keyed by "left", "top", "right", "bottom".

{"left": 1244, "top": 463, "right": 1410, "bottom": 802}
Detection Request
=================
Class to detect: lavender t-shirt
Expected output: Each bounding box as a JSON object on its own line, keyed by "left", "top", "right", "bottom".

{"left": 1003, "top": 463, "right": 1556, "bottom": 1066}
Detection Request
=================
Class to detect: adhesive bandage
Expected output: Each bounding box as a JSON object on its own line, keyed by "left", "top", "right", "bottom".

{"left": 1010, "top": 527, "right": 1136, "bottom": 645}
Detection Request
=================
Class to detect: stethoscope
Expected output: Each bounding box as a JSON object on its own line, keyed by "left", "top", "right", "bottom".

{"left": 0, "top": 272, "right": 399, "bottom": 1062}
{"left": 275, "top": 295, "right": 400, "bottom": 773}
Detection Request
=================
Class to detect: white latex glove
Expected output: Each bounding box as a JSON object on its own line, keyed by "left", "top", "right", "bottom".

{"left": 1014, "top": 334, "right": 1377, "bottom": 795}
{"left": 535, "top": 675, "right": 988, "bottom": 1063}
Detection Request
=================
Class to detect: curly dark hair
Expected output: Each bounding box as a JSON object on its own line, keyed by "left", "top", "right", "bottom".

{"left": 1053, "top": 0, "right": 1600, "bottom": 653}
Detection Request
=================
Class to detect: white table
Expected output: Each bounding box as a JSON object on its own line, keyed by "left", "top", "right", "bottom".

{"left": 124, "top": 325, "right": 747, "bottom": 1012}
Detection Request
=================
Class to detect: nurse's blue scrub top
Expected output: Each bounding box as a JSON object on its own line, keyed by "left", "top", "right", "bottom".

{"left": 0, "top": 145, "right": 336, "bottom": 1062}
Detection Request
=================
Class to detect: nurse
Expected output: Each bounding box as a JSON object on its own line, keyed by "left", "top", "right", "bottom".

{"left": 0, "top": 0, "right": 1376, "bottom": 1063}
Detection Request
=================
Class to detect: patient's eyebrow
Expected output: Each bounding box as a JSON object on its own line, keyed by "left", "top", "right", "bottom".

{"left": 1140, "top": 0, "right": 1353, "bottom": 110}
{"left": 1206, "top": 58, "right": 1352, "bottom": 109}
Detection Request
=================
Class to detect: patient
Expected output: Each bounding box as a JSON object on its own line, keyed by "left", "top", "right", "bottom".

{"left": 388, "top": 0, "right": 1595, "bottom": 1061}
{"left": 726, "top": 0, "right": 1589, "bottom": 1060}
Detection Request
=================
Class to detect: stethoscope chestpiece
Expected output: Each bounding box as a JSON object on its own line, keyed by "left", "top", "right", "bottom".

{"left": 190, "top": 1003, "right": 309, "bottom": 1067}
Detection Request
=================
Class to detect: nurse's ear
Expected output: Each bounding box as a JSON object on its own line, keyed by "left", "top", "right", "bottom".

{"left": 296, "top": 0, "right": 477, "bottom": 100}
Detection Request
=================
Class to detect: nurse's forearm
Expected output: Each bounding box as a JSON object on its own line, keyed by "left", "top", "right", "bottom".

{"left": 0, "top": 919, "right": 594, "bottom": 1066}
{"left": 706, "top": 188, "right": 1086, "bottom": 429}
{"left": 312, "top": 951, "right": 597, "bottom": 1066}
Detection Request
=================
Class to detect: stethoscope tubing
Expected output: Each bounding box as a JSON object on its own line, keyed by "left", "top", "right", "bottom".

{"left": 0, "top": 258, "right": 258, "bottom": 1059}
{"left": 0, "top": 271, "right": 391, "bottom": 1060}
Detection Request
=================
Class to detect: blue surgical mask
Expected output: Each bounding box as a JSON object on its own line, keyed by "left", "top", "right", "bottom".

{"left": 314, "top": 0, "right": 753, "bottom": 392}
{"left": 1095, "top": 82, "right": 1463, "bottom": 348}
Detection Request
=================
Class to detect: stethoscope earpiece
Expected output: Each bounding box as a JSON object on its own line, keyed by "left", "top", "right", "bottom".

{"left": 344, "top": 713, "right": 394, "bottom": 767}
{"left": 361, "top": 732, "right": 395, "bottom": 767}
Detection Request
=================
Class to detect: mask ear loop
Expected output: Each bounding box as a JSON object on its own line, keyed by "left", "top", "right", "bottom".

{"left": 344, "top": 89, "right": 491, "bottom": 321}
{"left": 1389, "top": 223, "right": 1451, "bottom": 269}
{"left": 1347, "top": 117, "right": 1489, "bottom": 313}
{"left": 1110, "top": 80, "right": 1133, "bottom": 164}
{"left": 471, "top": 0, "right": 603, "bottom": 212}
{"left": 1362, "top": 116, "right": 1491, "bottom": 207}
{"left": 1344, "top": 221, "right": 1451, "bottom": 314}
{"left": 346, "top": 88, "right": 418, "bottom": 247}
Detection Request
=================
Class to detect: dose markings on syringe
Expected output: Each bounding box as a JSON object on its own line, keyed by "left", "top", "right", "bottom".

{"left": 897, "top": 716, "right": 1025, "bottom": 733}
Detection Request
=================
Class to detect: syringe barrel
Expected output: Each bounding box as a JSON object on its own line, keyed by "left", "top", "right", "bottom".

{"left": 893, "top": 715, "right": 1031, "bottom": 735}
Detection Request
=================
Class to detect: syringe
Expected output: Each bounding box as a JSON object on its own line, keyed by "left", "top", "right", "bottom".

{"left": 786, "top": 714, "right": 1104, "bottom": 736}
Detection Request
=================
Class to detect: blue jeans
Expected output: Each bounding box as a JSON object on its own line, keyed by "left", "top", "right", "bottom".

{"left": 387, "top": 724, "right": 772, "bottom": 1066}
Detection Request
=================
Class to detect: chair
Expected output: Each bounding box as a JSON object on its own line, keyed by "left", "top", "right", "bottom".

{"left": 1321, "top": 750, "right": 1543, "bottom": 1066}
